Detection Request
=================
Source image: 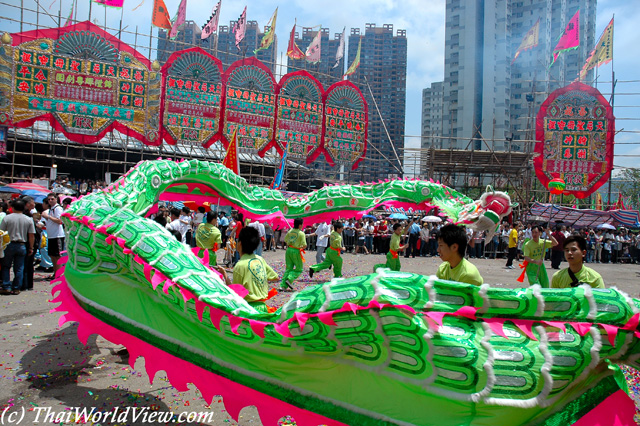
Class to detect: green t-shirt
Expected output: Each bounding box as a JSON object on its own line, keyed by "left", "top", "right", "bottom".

{"left": 232, "top": 254, "right": 278, "bottom": 302}
{"left": 436, "top": 258, "right": 484, "bottom": 286}
{"left": 285, "top": 228, "right": 306, "bottom": 248}
{"left": 329, "top": 231, "right": 342, "bottom": 249}
{"left": 195, "top": 223, "right": 222, "bottom": 249}
{"left": 390, "top": 233, "right": 401, "bottom": 252}
{"left": 523, "top": 239, "right": 553, "bottom": 260}
{"left": 551, "top": 266, "right": 605, "bottom": 289}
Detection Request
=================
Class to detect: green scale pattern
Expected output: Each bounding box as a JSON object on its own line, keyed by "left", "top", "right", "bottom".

{"left": 61, "top": 159, "right": 640, "bottom": 426}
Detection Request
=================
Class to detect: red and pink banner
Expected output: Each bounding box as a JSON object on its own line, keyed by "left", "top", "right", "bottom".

{"left": 535, "top": 81, "right": 615, "bottom": 198}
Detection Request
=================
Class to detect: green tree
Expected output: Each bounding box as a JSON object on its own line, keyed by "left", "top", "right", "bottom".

{"left": 617, "top": 169, "right": 640, "bottom": 210}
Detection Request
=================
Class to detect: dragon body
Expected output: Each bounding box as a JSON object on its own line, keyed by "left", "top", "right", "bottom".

{"left": 52, "top": 159, "right": 639, "bottom": 426}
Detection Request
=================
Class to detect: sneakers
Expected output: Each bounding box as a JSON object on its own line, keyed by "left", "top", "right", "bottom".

{"left": 0, "top": 289, "right": 11, "bottom": 296}
{"left": 308, "top": 268, "right": 314, "bottom": 279}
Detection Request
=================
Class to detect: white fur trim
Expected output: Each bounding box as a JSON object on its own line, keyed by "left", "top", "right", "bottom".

{"left": 581, "top": 285, "right": 597, "bottom": 320}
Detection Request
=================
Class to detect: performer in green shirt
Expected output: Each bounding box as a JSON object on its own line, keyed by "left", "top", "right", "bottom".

{"left": 215, "top": 227, "right": 279, "bottom": 313}
{"left": 309, "top": 222, "right": 344, "bottom": 278}
{"left": 374, "top": 223, "right": 408, "bottom": 272}
{"left": 551, "top": 235, "right": 604, "bottom": 289}
{"left": 523, "top": 225, "right": 558, "bottom": 288}
{"left": 195, "top": 211, "right": 222, "bottom": 266}
{"left": 435, "top": 224, "right": 484, "bottom": 286}
{"left": 281, "top": 218, "right": 307, "bottom": 291}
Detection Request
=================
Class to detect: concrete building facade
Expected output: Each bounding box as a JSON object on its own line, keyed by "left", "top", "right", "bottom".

{"left": 423, "top": 0, "right": 596, "bottom": 154}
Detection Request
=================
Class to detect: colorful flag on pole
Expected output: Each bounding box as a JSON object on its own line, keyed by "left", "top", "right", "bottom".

{"left": 92, "top": 0, "right": 124, "bottom": 7}
{"left": 286, "top": 21, "right": 305, "bottom": 60}
{"left": 512, "top": 19, "right": 539, "bottom": 64}
{"left": 255, "top": 7, "right": 277, "bottom": 53}
{"left": 232, "top": 6, "right": 247, "bottom": 51}
{"left": 152, "top": 0, "right": 172, "bottom": 29}
{"left": 63, "top": 0, "right": 75, "bottom": 26}
{"left": 333, "top": 27, "right": 345, "bottom": 69}
{"left": 305, "top": 28, "right": 322, "bottom": 64}
{"left": 222, "top": 127, "right": 240, "bottom": 175}
{"left": 595, "top": 192, "right": 603, "bottom": 210}
{"left": 550, "top": 10, "right": 580, "bottom": 67}
{"left": 344, "top": 37, "right": 362, "bottom": 79}
{"left": 579, "top": 17, "right": 613, "bottom": 81}
{"left": 169, "top": 0, "right": 187, "bottom": 39}
{"left": 270, "top": 143, "right": 287, "bottom": 190}
{"left": 201, "top": 0, "right": 221, "bottom": 40}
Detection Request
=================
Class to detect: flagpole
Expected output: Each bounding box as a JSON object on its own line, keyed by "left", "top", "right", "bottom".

{"left": 607, "top": 14, "right": 615, "bottom": 210}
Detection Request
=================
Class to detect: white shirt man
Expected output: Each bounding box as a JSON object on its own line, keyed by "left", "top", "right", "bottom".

{"left": 314, "top": 222, "right": 331, "bottom": 264}
{"left": 42, "top": 194, "right": 65, "bottom": 278}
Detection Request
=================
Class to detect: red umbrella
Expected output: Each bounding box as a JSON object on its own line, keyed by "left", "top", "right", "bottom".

{"left": 5, "top": 182, "right": 50, "bottom": 192}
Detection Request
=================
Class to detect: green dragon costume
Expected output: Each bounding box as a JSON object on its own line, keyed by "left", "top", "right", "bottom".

{"left": 51, "top": 159, "right": 637, "bottom": 426}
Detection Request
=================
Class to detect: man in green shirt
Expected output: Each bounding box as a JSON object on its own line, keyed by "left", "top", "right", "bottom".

{"left": 282, "top": 218, "right": 307, "bottom": 291}
{"left": 215, "top": 227, "right": 279, "bottom": 313}
{"left": 523, "top": 225, "right": 558, "bottom": 288}
{"left": 195, "top": 211, "right": 222, "bottom": 266}
{"left": 374, "top": 223, "right": 408, "bottom": 272}
{"left": 551, "top": 235, "right": 604, "bottom": 289}
{"left": 435, "top": 224, "right": 483, "bottom": 286}
{"left": 310, "top": 222, "right": 344, "bottom": 278}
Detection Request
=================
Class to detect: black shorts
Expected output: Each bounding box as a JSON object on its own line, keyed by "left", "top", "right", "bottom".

{"left": 48, "top": 237, "right": 65, "bottom": 257}
{"left": 356, "top": 238, "right": 365, "bottom": 247}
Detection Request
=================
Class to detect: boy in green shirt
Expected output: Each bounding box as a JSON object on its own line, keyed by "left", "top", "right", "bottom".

{"left": 374, "top": 223, "right": 408, "bottom": 272}
{"left": 523, "top": 225, "right": 558, "bottom": 288}
{"left": 281, "top": 218, "right": 307, "bottom": 291}
{"left": 309, "top": 222, "right": 345, "bottom": 278}
{"left": 435, "top": 224, "right": 483, "bottom": 286}
{"left": 195, "top": 211, "right": 222, "bottom": 266}
{"left": 551, "top": 235, "right": 604, "bottom": 289}
{"left": 215, "top": 227, "right": 279, "bottom": 313}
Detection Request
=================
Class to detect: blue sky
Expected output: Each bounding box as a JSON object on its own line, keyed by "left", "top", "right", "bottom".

{"left": 3, "top": 0, "right": 638, "bottom": 175}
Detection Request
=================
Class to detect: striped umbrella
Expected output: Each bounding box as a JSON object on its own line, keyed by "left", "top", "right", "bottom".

{"left": 4, "top": 182, "right": 50, "bottom": 193}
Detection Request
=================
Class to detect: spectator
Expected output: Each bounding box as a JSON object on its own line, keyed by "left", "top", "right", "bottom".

{"left": 0, "top": 199, "right": 35, "bottom": 295}
{"left": 41, "top": 193, "right": 64, "bottom": 280}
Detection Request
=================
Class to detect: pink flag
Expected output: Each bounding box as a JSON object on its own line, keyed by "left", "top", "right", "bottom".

{"left": 63, "top": 0, "right": 75, "bottom": 26}
{"left": 169, "top": 0, "right": 187, "bottom": 39}
{"left": 305, "top": 28, "right": 322, "bottom": 64}
{"left": 201, "top": 0, "right": 221, "bottom": 40}
{"left": 551, "top": 10, "right": 580, "bottom": 66}
{"left": 232, "top": 6, "right": 247, "bottom": 50}
{"left": 93, "top": 0, "right": 125, "bottom": 7}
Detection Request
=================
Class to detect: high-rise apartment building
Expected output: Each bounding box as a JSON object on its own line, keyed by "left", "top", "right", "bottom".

{"left": 423, "top": 0, "right": 596, "bottom": 153}
{"left": 157, "top": 21, "right": 203, "bottom": 64}
{"left": 422, "top": 81, "right": 445, "bottom": 149}
{"left": 347, "top": 23, "right": 407, "bottom": 180}
{"left": 286, "top": 27, "right": 344, "bottom": 90}
{"left": 212, "top": 20, "right": 277, "bottom": 73}
{"left": 156, "top": 20, "right": 277, "bottom": 74}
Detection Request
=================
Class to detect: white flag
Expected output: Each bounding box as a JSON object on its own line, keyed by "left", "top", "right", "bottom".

{"left": 305, "top": 28, "right": 322, "bottom": 64}
{"left": 232, "top": 6, "right": 247, "bottom": 50}
{"left": 333, "top": 27, "right": 345, "bottom": 69}
{"left": 201, "top": 0, "right": 221, "bottom": 40}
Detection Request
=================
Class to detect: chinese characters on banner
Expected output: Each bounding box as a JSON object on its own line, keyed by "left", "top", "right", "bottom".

{"left": 0, "top": 21, "right": 161, "bottom": 145}
{"left": 160, "top": 48, "right": 223, "bottom": 147}
{"left": 320, "top": 81, "right": 368, "bottom": 170}
{"left": 275, "top": 71, "right": 323, "bottom": 159}
{"left": 535, "top": 81, "right": 615, "bottom": 199}
{"left": 221, "top": 57, "right": 276, "bottom": 155}
{"left": 0, "top": 22, "right": 370, "bottom": 168}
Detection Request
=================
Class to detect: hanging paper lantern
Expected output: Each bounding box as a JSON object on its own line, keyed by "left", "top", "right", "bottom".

{"left": 548, "top": 178, "right": 566, "bottom": 195}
